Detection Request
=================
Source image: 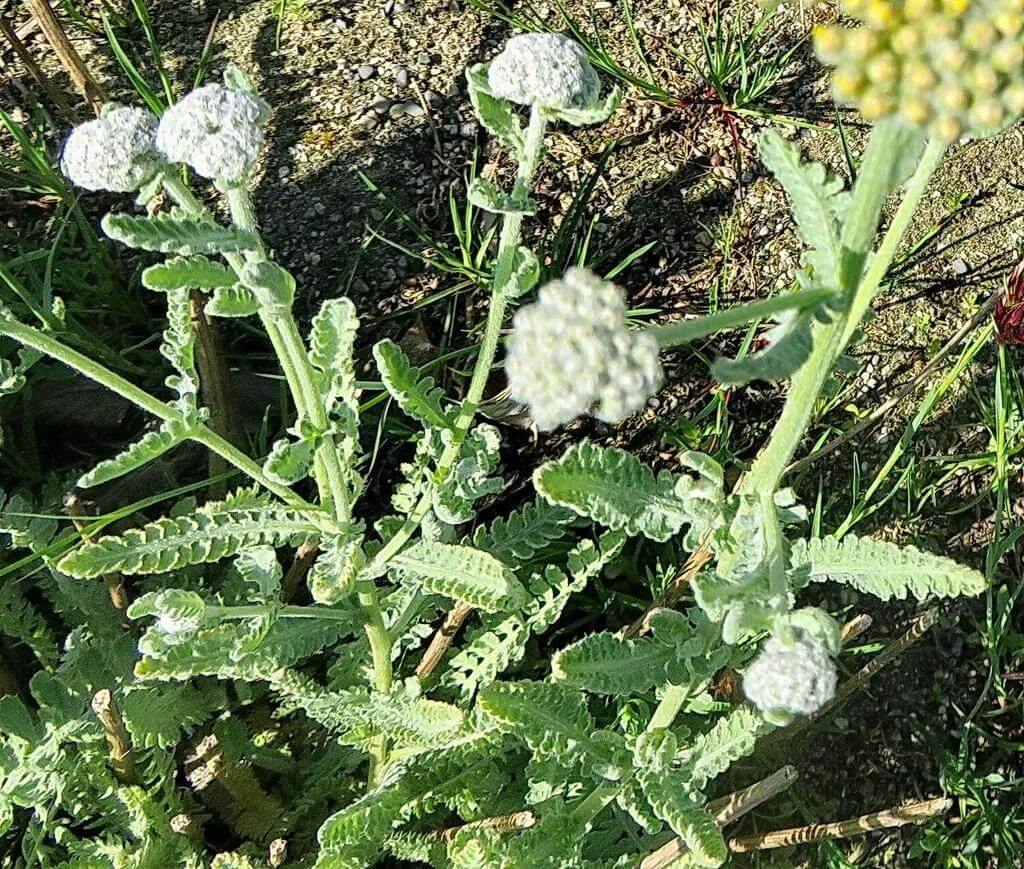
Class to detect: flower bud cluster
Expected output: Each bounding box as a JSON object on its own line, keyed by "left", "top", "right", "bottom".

{"left": 743, "top": 629, "right": 837, "bottom": 717}
{"left": 488, "top": 33, "right": 600, "bottom": 110}
{"left": 63, "top": 82, "right": 269, "bottom": 192}
{"left": 506, "top": 268, "right": 663, "bottom": 431}
{"left": 815, "top": 0, "right": 1024, "bottom": 140}
{"left": 156, "top": 84, "right": 269, "bottom": 182}
{"left": 61, "top": 106, "right": 160, "bottom": 192}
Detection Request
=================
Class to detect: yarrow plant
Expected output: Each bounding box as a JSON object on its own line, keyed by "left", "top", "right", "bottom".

{"left": 0, "top": 19, "right": 1007, "bottom": 867}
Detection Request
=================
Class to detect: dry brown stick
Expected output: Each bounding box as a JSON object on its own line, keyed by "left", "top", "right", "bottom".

{"left": 190, "top": 290, "right": 239, "bottom": 500}
{"left": 184, "top": 733, "right": 282, "bottom": 840}
{"left": 771, "top": 608, "right": 937, "bottom": 746}
{"left": 728, "top": 796, "right": 952, "bottom": 852}
{"left": 92, "top": 688, "right": 139, "bottom": 785}
{"left": 281, "top": 540, "right": 320, "bottom": 602}
{"left": 840, "top": 613, "right": 873, "bottom": 645}
{"left": 788, "top": 289, "right": 1001, "bottom": 475}
{"left": 416, "top": 601, "right": 475, "bottom": 680}
{"left": 23, "top": 0, "right": 107, "bottom": 113}
{"left": 435, "top": 810, "right": 537, "bottom": 843}
{"left": 640, "top": 766, "right": 799, "bottom": 869}
{"left": 0, "top": 16, "right": 77, "bottom": 123}
{"left": 64, "top": 493, "right": 129, "bottom": 616}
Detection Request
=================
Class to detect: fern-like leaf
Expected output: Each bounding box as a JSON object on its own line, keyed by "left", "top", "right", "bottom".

{"left": 102, "top": 211, "right": 258, "bottom": 255}
{"left": 552, "top": 632, "right": 674, "bottom": 696}
{"left": 77, "top": 419, "right": 192, "bottom": 488}
{"left": 390, "top": 541, "right": 529, "bottom": 613}
{"left": 310, "top": 297, "right": 359, "bottom": 414}
{"left": 478, "top": 680, "right": 593, "bottom": 765}
{"left": 141, "top": 255, "right": 237, "bottom": 291}
{"left": 58, "top": 493, "right": 319, "bottom": 578}
{"left": 204, "top": 284, "right": 260, "bottom": 317}
{"left": 534, "top": 442, "right": 691, "bottom": 541}
{"left": 675, "top": 706, "right": 770, "bottom": 793}
{"left": 790, "top": 535, "right": 987, "bottom": 601}
{"left": 472, "top": 497, "right": 575, "bottom": 565}
{"left": 274, "top": 671, "right": 463, "bottom": 747}
{"left": 372, "top": 339, "right": 453, "bottom": 430}
{"left": 758, "top": 130, "right": 847, "bottom": 279}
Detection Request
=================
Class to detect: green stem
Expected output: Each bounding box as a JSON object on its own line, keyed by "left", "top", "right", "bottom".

{"left": 650, "top": 287, "right": 836, "bottom": 348}
{"left": 0, "top": 317, "right": 326, "bottom": 520}
{"left": 221, "top": 184, "right": 392, "bottom": 719}
{"left": 647, "top": 682, "right": 690, "bottom": 731}
{"left": 368, "top": 107, "right": 550, "bottom": 573}
{"left": 740, "top": 133, "right": 945, "bottom": 496}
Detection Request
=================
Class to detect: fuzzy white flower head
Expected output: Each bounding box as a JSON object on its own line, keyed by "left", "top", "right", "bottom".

{"left": 506, "top": 268, "right": 663, "bottom": 430}
{"left": 61, "top": 106, "right": 160, "bottom": 192}
{"left": 488, "top": 33, "right": 600, "bottom": 110}
{"left": 156, "top": 83, "right": 268, "bottom": 182}
{"left": 743, "top": 629, "right": 837, "bottom": 718}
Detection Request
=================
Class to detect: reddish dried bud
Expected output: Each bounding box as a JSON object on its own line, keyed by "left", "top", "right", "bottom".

{"left": 995, "top": 259, "right": 1024, "bottom": 345}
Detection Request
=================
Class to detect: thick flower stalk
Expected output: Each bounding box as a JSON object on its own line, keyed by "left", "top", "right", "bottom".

{"left": 61, "top": 105, "right": 161, "bottom": 192}
{"left": 815, "top": 0, "right": 1024, "bottom": 140}
{"left": 487, "top": 32, "right": 600, "bottom": 110}
{"left": 506, "top": 268, "right": 663, "bottom": 430}
{"left": 156, "top": 83, "right": 269, "bottom": 183}
{"left": 743, "top": 629, "right": 837, "bottom": 718}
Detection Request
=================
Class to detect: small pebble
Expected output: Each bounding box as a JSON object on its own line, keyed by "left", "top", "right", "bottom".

{"left": 403, "top": 102, "right": 424, "bottom": 118}
{"left": 395, "top": 68, "right": 411, "bottom": 87}
{"left": 358, "top": 64, "right": 376, "bottom": 80}
{"left": 951, "top": 258, "right": 969, "bottom": 276}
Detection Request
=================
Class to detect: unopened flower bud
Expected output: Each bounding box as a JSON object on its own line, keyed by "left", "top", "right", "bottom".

{"left": 61, "top": 106, "right": 160, "bottom": 192}
{"left": 156, "top": 83, "right": 268, "bottom": 182}
{"left": 743, "top": 629, "right": 837, "bottom": 717}
{"left": 505, "top": 268, "right": 663, "bottom": 430}
{"left": 487, "top": 33, "right": 600, "bottom": 110}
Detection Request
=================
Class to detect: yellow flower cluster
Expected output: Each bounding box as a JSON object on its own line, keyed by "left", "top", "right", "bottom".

{"left": 815, "top": 0, "right": 1024, "bottom": 140}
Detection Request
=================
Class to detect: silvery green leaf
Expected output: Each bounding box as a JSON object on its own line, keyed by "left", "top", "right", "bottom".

{"left": 711, "top": 307, "right": 814, "bottom": 385}
{"left": 373, "top": 339, "right": 454, "bottom": 430}
{"left": 549, "top": 86, "right": 621, "bottom": 126}
{"left": 775, "top": 607, "right": 841, "bottom": 655}
{"left": 102, "top": 210, "right": 258, "bottom": 255}
{"left": 758, "top": 130, "right": 847, "bottom": 283}
{"left": 142, "top": 255, "right": 237, "bottom": 291}
{"left": 238, "top": 260, "right": 295, "bottom": 308}
{"left": 204, "top": 284, "right": 260, "bottom": 317}
{"left": 433, "top": 423, "right": 503, "bottom": 525}
{"left": 467, "top": 177, "right": 536, "bottom": 215}
{"left": 502, "top": 246, "right": 540, "bottom": 299}
{"left": 235, "top": 546, "right": 282, "bottom": 602}
{"left": 0, "top": 358, "right": 25, "bottom": 396}
{"left": 534, "top": 441, "right": 693, "bottom": 542}
{"left": 309, "top": 532, "right": 364, "bottom": 605}
{"left": 790, "top": 535, "right": 987, "bottom": 601}
{"left": 390, "top": 541, "right": 529, "bottom": 613}
{"left": 466, "top": 64, "right": 525, "bottom": 155}
{"left": 262, "top": 434, "right": 316, "bottom": 485}
{"left": 77, "top": 418, "right": 192, "bottom": 488}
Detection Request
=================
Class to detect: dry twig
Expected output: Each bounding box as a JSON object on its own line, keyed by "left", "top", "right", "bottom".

{"left": 23, "top": 0, "right": 107, "bottom": 113}
{"left": 728, "top": 796, "right": 952, "bottom": 852}
{"left": 91, "top": 689, "right": 139, "bottom": 785}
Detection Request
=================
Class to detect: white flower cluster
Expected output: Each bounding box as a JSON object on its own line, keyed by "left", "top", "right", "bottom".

{"left": 157, "top": 84, "right": 268, "bottom": 182}
{"left": 63, "top": 82, "right": 269, "bottom": 192}
{"left": 743, "top": 629, "right": 837, "bottom": 717}
{"left": 61, "top": 106, "right": 160, "bottom": 192}
{"left": 488, "top": 33, "right": 600, "bottom": 110}
{"left": 506, "top": 268, "right": 663, "bottom": 430}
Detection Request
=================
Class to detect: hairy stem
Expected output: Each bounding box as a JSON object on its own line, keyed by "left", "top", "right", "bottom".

{"left": 647, "top": 682, "right": 690, "bottom": 731}
{"left": 741, "top": 131, "right": 945, "bottom": 496}
{"left": 368, "top": 107, "right": 549, "bottom": 573}
{"left": 0, "top": 317, "right": 325, "bottom": 514}
{"left": 651, "top": 287, "right": 835, "bottom": 348}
